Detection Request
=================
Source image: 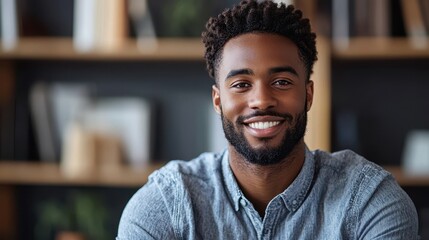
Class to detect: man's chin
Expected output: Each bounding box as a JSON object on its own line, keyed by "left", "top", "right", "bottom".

{"left": 245, "top": 137, "right": 283, "bottom": 150}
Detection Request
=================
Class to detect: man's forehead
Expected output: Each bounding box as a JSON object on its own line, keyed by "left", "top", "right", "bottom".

{"left": 218, "top": 33, "right": 303, "bottom": 74}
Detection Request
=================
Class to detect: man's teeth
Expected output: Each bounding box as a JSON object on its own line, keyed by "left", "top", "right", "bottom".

{"left": 248, "top": 121, "right": 280, "bottom": 129}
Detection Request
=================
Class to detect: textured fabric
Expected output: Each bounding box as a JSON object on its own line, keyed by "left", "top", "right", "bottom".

{"left": 117, "top": 149, "right": 419, "bottom": 239}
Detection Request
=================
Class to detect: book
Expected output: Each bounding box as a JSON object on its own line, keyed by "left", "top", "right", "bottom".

{"left": 49, "top": 83, "right": 91, "bottom": 151}
{"left": 73, "top": 0, "right": 97, "bottom": 52}
{"left": 353, "top": 0, "right": 369, "bottom": 36}
{"left": 332, "top": 0, "right": 350, "bottom": 49}
{"left": 29, "top": 82, "right": 59, "bottom": 162}
{"left": 0, "top": 0, "right": 18, "bottom": 51}
{"left": 353, "top": 0, "right": 390, "bottom": 37}
{"left": 0, "top": 62, "right": 15, "bottom": 159}
{"left": 371, "top": 0, "right": 390, "bottom": 37}
{"left": 420, "top": 0, "right": 429, "bottom": 33}
{"left": 73, "top": 0, "right": 127, "bottom": 52}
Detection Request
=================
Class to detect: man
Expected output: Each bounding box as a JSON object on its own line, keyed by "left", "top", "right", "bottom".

{"left": 117, "top": 0, "right": 419, "bottom": 239}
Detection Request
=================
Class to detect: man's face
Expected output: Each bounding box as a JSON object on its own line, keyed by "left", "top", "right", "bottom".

{"left": 212, "top": 33, "right": 314, "bottom": 165}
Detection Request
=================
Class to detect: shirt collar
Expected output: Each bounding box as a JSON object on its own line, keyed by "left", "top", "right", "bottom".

{"left": 280, "top": 147, "right": 315, "bottom": 212}
{"left": 221, "top": 147, "right": 315, "bottom": 212}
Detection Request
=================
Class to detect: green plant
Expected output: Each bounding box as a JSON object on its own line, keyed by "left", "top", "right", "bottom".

{"left": 34, "top": 191, "right": 109, "bottom": 240}
{"left": 163, "top": 0, "right": 210, "bottom": 36}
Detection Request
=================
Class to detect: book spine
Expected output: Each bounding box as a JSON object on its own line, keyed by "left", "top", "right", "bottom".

{"left": 0, "top": 0, "right": 18, "bottom": 51}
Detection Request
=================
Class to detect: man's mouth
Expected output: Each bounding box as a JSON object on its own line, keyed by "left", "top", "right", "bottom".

{"left": 241, "top": 115, "right": 286, "bottom": 139}
{"left": 248, "top": 121, "right": 281, "bottom": 130}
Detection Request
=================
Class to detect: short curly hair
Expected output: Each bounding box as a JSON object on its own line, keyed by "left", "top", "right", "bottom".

{"left": 202, "top": 0, "right": 317, "bottom": 82}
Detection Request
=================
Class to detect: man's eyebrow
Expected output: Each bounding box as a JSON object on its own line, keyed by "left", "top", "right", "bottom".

{"left": 225, "top": 69, "right": 254, "bottom": 80}
{"left": 269, "top": 66, "right": 299, "bottom": 77}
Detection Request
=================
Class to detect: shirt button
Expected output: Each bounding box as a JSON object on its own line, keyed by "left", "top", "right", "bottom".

{"left": 292, "top": 200, "right": 298, "bottom": 205}
{"left": 239, "top": 198, "right": 247, "bottom": 207}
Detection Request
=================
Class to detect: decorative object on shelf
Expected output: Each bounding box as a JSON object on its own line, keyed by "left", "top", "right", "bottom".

{"left": 149, "top": 0, "right": 238, "bottom": 37}
{"left": 83, "top": 97, "right": 154, "bottom": 168}
{"left": 160, "top": 0, "right": 212, "bottom": 37}
{"left": 402, "top": 130, "right": 429, "bottom": 176}
{"left": 61, "top": 122, "right": 98, "bottom": 178}
{"left": 128, "top": 0, "right": 157, "bottom": 52}
{"left": 0, "top": 0, "right": 18, "bottom": 51}
{"left": 401, "top": 0, "right": 428, "bottom": 48}
{"left": 60, "top": 97, "right": 154, "bottom": 176}
{"left": 30, "top": 81, "right": 154, "bottom": 169}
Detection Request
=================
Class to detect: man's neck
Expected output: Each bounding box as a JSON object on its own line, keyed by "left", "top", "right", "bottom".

{"left": 228, "top": 141, "right": 306, "bottom": 217}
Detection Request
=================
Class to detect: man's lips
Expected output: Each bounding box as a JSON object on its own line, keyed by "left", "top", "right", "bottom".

{"left": 242, "top": 116, "right": 286, "bottom": 138}
{"left": 248, "top": 121, "right": 281, "bottom": 129}
{"left": 243, "top": 116, "right": 285, "bottom": 126}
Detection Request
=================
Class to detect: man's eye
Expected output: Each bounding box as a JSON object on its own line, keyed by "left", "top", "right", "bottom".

{"left": 273, "top": 80, "right": 291, "bottom": 86}
{"left": 232, "top": 82, "right": 251, "bottom": 88}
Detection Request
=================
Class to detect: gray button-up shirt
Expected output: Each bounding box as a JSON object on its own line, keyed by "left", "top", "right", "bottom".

{"left": 117, "top": 149, "right": 419, "bottom": 239}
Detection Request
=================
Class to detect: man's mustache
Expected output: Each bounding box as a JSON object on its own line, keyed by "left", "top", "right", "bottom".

{"left": 237, "top": 110, "right": 293, "bottom": 124}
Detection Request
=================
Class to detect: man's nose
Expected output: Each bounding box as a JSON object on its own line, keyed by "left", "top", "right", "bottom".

{"left": 248, "top": 84, "right": 277, "bottom": 110}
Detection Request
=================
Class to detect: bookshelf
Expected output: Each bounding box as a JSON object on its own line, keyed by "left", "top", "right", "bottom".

{"left": 0, "top": 35, "right": 211, "bottom": 239}
{"left": 328, "top": 1, "right": 429, "bottom": 237}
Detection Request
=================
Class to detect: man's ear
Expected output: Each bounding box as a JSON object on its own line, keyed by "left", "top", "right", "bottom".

{"left": 212, "top": 84, "right": 221, "bottom": 114}
{"left": 306, "top": 80, "right": 314, "bottom": 112}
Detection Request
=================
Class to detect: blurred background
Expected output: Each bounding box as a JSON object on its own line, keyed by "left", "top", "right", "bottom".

{"left": 1, "top": 0, "right": 429, "bottom": 239}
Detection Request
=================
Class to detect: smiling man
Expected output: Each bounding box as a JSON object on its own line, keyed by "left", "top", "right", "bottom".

{"left": 117, "top": 1, "right": 419, "bottom": 239}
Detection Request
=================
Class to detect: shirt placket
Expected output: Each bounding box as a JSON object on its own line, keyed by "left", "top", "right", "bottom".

{"left": 260, "top": 199, "right": 283, "bottom": 240}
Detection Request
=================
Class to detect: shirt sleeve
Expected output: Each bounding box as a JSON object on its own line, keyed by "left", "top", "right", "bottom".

{"left": 116, "top": 179, "right": 176, "bottom": 240}
{"left": 355, "top": 174, "right": 419, "bottom": 240}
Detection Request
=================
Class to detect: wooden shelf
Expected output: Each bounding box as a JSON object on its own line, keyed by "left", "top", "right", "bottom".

{"left": 0, "top": 161, "right": 165, "bottom": 187}
{"left": 1, "top": 162, "right": 428, "bottom": 187}
{"left": 333, "top": 37, "right": 429, "bottom": 59}
{"left": 0, "top": 37, "right": 204, "bottom": 61}
{"left": 384, "top": 166, "right": 429, "bottom": 187}
{"left": 5, "top": 37, "right": 428, "bottom": 61}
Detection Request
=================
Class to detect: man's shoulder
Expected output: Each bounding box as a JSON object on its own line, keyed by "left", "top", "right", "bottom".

{"left": 310, "top": 150, "right": 419, "bottom": 238}
{"left": 311, "top": 149, "right": 392, "bottom": 187}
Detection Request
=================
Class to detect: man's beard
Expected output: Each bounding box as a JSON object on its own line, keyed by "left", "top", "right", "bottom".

{"left": 221, "top": 107, "right": 307, "bottom": 166}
